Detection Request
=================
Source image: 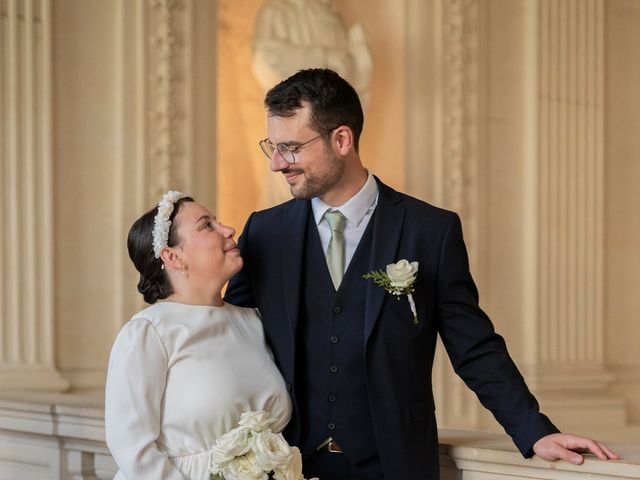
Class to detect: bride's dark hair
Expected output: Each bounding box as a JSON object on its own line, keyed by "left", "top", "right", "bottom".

{"left": 127, "top": 196, "right": 194, "bottom": 304}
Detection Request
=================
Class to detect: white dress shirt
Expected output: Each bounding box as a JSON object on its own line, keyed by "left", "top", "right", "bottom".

{"left": 311, "top": 172, "right": 379, "bottom": 274}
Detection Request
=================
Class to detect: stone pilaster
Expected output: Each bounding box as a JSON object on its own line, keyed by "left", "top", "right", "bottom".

{"left": 0, "top": 0, "right": 68, "bottom": 390}
{"left": 523, "top": 0, "right": 625, "bottom": 427}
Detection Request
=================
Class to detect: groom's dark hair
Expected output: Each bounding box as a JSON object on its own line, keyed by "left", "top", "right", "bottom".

{"left": 127, "top": 196, "right": 194, "bottom": 304}
{"left": 264, "top": 68, "right": 364, "bottom": 152}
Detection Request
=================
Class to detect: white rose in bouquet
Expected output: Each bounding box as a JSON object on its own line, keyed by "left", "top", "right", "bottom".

{"left": 238, "top": 410, "right": 276, "bottom": 432}
{"left": 251, "top": 430, "right": 293, "bottom": 471}
{"left": 273, "top": 446, "right": 303, "bottom": 480}
{"left": 386, "top": 260, "right": 419, "bottom": 288}
{"left": 220, "top": 452, "right": 268, "bottom": 480}
{"left": 209, "top": 410, "right": 316, "bottom": 480}
{"left": 210, "top": 427, "right": 251, "bottom": 470}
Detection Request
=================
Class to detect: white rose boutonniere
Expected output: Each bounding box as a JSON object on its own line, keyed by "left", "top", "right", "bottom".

{"left": 364, "top": 259, "right": 419, "bottom": 324}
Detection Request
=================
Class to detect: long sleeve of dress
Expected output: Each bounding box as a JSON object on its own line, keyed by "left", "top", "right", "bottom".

{"left": 105, "top": 317, "right": 186, "bottom": 480}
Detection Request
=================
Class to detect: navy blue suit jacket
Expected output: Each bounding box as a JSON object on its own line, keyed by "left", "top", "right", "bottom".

{"left": 225, "top": 177, "right": 558, "bottom": 479}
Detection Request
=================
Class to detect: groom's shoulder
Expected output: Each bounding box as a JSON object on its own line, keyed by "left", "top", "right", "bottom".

{"left": 379, "top": 180, "right": 458, "bottom": 225}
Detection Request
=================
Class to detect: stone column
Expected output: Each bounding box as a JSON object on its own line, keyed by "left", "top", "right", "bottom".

{"left": 522, "top": 0, "right": 625, "bottom": 427}
{"left": 0, "top": 0, "right": 68, "bottom": 390}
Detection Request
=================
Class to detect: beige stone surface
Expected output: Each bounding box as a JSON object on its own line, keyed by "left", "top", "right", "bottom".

{"left": 605, "top": 0, "right": 640, "bottom": 424}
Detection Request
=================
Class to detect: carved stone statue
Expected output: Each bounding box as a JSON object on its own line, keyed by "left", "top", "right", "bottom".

{"left": 252, "top": 0, "right": 373, "bottom": 109}
{"left": 251, "top": 0, "right": 374, "bottom": 205}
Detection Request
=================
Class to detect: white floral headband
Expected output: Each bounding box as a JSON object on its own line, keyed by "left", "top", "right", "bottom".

{"left": 152, "top": 190, "right": 187, "bottom": 258}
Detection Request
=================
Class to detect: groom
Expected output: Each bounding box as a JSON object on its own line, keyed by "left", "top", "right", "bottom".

{"left": 224, "top": 68, "right": 617, "bottom": 479}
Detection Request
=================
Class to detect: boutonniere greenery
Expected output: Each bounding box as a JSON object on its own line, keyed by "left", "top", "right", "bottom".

{"left": 363, "top": 259, "right": 419, "bottom": 324}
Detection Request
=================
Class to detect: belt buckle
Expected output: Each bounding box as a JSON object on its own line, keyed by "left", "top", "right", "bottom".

{"left": 316, "top": 437, "right": 342, "bottom": 453}
{"left": 316, "top": 437, "right": 343, "bottom": 454}
{"left": 327, "top": 440, "right": 343, "bottom": 453}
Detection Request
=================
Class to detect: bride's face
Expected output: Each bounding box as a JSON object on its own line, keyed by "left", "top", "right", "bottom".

{"left": 172, "top": 202, "right": 242, "bottom": 285}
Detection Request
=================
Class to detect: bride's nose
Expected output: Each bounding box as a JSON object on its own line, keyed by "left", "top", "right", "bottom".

{"left": 218, "top": 224, "right": 236, "bottom": 238}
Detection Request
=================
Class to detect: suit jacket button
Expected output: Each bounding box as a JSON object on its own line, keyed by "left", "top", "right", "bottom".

{"left": 327, "top": 422, "right": 336, "bottom": 431}
{"left": 330, "top": 336, "right": 339, "bottom": 344}
{"left": 333, "top": 306, "right": 342, "bottom": 314}
{"left": 329, "top": 365, "right": 338, "bottom": 373}
{"left": 328, "top": 394, "right": 337, "bottom": 402}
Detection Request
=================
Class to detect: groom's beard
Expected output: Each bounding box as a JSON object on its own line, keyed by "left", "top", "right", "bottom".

{"left": 286, "top": 147, "right": 345, "bottom": 200}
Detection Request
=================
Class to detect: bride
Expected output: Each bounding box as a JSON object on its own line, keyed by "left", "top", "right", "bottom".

{"left": 105, "top": 191, "right": 292, "bottom": 479}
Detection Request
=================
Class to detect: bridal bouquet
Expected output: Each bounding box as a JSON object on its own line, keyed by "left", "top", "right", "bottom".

{"left": 209, "top": 410, "right": 317, "bottom": 480}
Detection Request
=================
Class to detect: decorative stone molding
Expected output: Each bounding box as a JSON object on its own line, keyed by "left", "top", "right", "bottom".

{"left": 405, "top": 0, "right": 484, "bottom": 429}
{"left": 443, "top": 0, "right": 481, "bottom": 234}
{"left": 0, "top": 0, "right": 68, "bottom": 391}
{"left": 113, "top": 0, "right": 215, "bottom": 335}
{"left": 147, "top": 0, "right": 183, "bottom": 201}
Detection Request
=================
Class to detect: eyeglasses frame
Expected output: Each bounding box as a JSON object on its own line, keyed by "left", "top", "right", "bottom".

{"left": 258, "top": 127, "right": 339, "bottom": 164}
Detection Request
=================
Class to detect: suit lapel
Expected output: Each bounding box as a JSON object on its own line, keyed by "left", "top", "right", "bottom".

{"left": 364, "top": 179, "right": 406, "bottom": 343}
{"left": 280, "top": 199, "right": 310, "bottom": 336}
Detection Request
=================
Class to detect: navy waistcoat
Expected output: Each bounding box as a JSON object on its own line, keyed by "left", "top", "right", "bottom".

{"left": 296, "top": 211, "right": 378, "bottom": 464}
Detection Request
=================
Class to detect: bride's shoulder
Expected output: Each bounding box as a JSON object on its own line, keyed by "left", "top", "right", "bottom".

{"left": 110, "top": 308, "right": 166, "bottom": 355}
{"left": 224, "top": 303, "right": 263, "bottom": 331}
{"left": 130, "top": 302, "right": 173, "bottom": 324}
{"left": 223, "top": 302, "right": 261, "bottom": 321}
{"left": 117, "top": 302, "right": 178, "bottom": 337}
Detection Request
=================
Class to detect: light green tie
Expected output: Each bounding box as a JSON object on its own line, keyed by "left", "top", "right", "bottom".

{"left": 324, "top": 210, "right": 346, "bottom": 290}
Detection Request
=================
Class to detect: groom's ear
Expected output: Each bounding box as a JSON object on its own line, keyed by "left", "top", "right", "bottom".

{"left": 333, "top": 126, "right": 354, "bottom": 155}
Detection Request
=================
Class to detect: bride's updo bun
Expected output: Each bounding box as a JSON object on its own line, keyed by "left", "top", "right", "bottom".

{"left": 127, "top": 196, "right": 194, "bottom": 304}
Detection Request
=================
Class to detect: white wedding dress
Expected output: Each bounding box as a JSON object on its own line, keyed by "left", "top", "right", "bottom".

{"left": 105, "top": 301, "right": 292, "bottom": 480}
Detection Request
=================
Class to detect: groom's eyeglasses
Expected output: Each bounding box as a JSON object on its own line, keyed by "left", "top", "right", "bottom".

{"left": 258, "top": 128, "right": 338, "bottom": 164}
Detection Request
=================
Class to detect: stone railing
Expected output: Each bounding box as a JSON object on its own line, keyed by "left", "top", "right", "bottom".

{"left": 0, "top": 391, "right": 638, "bottom": 479}
{"left": 0, "top": 391, "right": 116, "bottom": 480}
{"left": 439, "top": 430, "right": 640, "bottom": 479}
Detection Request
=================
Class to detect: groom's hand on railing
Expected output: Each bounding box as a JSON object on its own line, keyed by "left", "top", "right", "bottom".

{"left": 533, "top": 433, "right": 620, "bottom": 464}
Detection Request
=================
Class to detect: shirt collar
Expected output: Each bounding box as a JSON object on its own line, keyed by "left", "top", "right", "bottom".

{"left": 311, "top": 172, "right": 379, "bottom": 228}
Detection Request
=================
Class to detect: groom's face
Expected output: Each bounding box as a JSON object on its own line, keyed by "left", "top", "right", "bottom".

{"left": 266, "top": 104, "right": 344, "bottom": 200}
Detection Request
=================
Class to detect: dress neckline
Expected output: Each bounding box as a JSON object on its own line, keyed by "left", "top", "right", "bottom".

{"left": 156, "top": 300, "right": 228, "bottom": 309}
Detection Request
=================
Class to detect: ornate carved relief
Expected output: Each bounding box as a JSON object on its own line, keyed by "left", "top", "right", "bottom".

{"left": 440, "top": 0, "right": 483, "bottom": 428}
{"left": 146, "top": 0, "right": 186, "bottom": 202}
{"left": 443, "top": 0, "right": 480, "bottom": 263}
{"left": 114, "top": 0, "right": 195, "bottom": 330}
{"left": 405, "top": 0, "right": 484, "bottom": 429}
